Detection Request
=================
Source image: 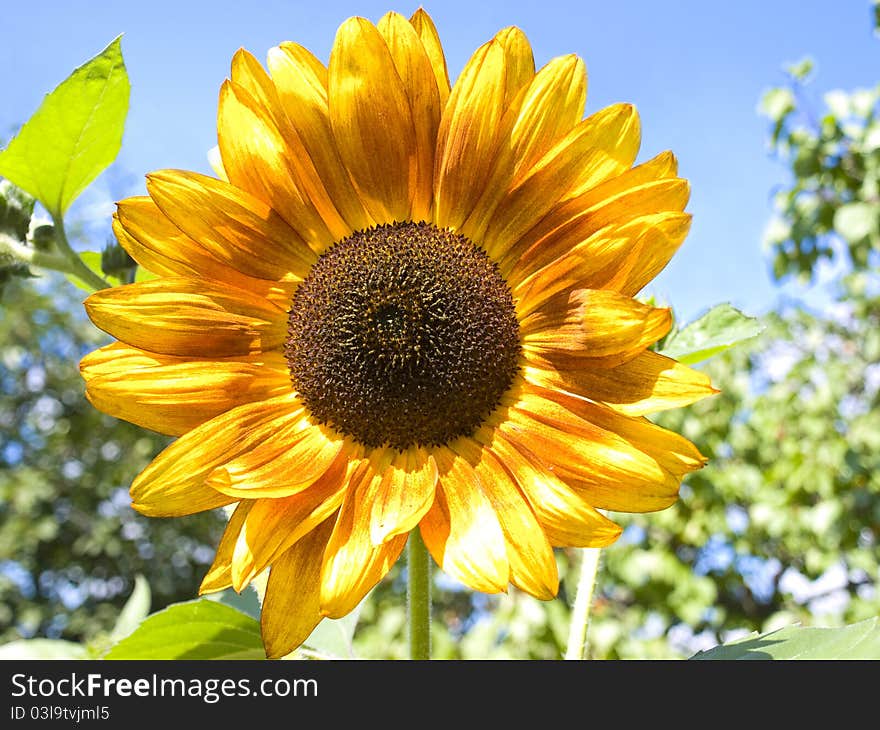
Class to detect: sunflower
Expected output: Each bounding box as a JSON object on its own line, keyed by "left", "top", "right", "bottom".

{"left": 80, "top": 9, "right": 715, "bottom": 658}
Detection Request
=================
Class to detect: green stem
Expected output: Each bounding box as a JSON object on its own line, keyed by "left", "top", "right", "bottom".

{"left": 407, "top": 529, "right": 431, "bottom": 660}
{"left": 0, "top": 232, "right": 70, "bottom": 271}
{"left": 564, "top": 547, "right": 602, "bottom": 660}
{"left": 49, "top": 212, "right": 111, "bottom": 291}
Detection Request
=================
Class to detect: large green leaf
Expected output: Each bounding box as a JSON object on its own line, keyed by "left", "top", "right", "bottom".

{"left": 658, "top": 303, "right": 764, "bottom": 365}
{"left": 103, "top": 599, "right": 266, "bottom": 660}
{"left": 0, "top": 36, "right": 129, "bottom": 217}
{"left": 691, "top": 618, "right": 880, "bottom": 660}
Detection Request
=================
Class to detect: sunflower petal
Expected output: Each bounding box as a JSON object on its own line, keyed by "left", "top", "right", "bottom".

{"left": 368, "top": 447, "right": 438, "bottom": 544}
{"left": 146, "top": 169, "right": 316, "bottom": 281}
{"left": 218, "top": 79, "right": 335, "bottom": 249}
{"left": 261, "top": 518, "right": 335, "bottom": 659}
{"left": 483, "top": 102, "right": 640, "bottom": 260}
{"left": 320, "top": 457, "right": 409, "bottom": 618}
{"left": 419, "top": 447, "right": 509, "bottom": 593}
{"left": 522, "top": 349, "right": 718, "bottom": 416}
{"left": 267, "top": 42, "right": 373, "bottom": 232}
{"left": 408, "top": 9, "right": 451, "bottom": 106}
{"left": 199, "top": 501, "right": 253, "bottom": 595}
{"left": 81, "top": 348, "right": 292, "bottom": 436}
{"left": 329, "top": 16, "right": 417, "bottom": 223}
{"left": 489, "top": 433, "right": 622, "bottom": 548}
{"left": 228, "top": 460, "right": 352, "bottom": 591}
{"left": 377, "top": 11, "right": 442, "bottom": 220}
{"left": 129, "top": 393, "right": 300, "bottom": 516}
{"left": 500, "top": 391, "right": 682, "bottom": 513}
{"left": 456, "top": 437, "right": 558, "bottom": 599}
{"left": 84, "top": 277, "right": 286, "bottom": 358}
{"left": 207, "top": 421, "right": 346, "bottom": 499}
{"left": 521, "top": 288, "right": 672, "bottom": 367}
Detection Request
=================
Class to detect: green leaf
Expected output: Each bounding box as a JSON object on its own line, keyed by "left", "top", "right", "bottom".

{"left": 0, "top": 36, "right": 129, "bottom": 217}
{"left": 691, "top": 618, "right": 880, "bottom": 659}
{"left": 109, "top": 574, "right": 151, "bottom": 642}
{"left": 64, "top": 251, "right": 104, "bottom": 292}
{"left": 658, "top": 303, "right": 764, "bottom": 365}
{"left": 0, "top": 639, "right": 89, "bottom": 660}
{"left": 102, "top": 599, "right": 266, "bottom": 660}
{"left": 758, "top": 87, "right": 795, "bottom": 121}
{"left": 300, "top": 606, "right": 364, "bottom": 659}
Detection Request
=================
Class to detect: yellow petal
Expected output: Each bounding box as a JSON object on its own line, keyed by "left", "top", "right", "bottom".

{"left": 328, "top": 16, "right": 417, "bottom": 223}
{"left": 377, "top": 11, "right": 442, "bottom": 220}
{"left": 455, "top": 437, "right": 558, "bottom": 599}
{"left": 217, "top": 79, "right": 335, "bottom": 250}
{"left": 208, "top": 420, "right": 347, "bottom": 499}
{"left": 261, "top": 518, "right": 335, "bottom": 659}
{"left": 483, "top": 102, "right": 640, "bottom": 260}
{"left": 320, "top": 456, "right": 409, "bottom": 618}
{"left": 538, "top": 387, "right": 707, "bottom": 476}
{"left": 84, "top": 277, "right": 287, "bottom": 358}
{"left": 513, "top": 211, "right": 691, "bottom": 316}
{"left": 367, "top": 447, "right": 438, "bottom": 544}
{"left": 146, "top": 169, "right": 316, "bottom": 281}
{"left": 81, "top": 347, "right": 292, "bottom": 436}
{"left": 433, "top": 37, "right": 516, "bottom": 230}
{"left": 267, "top": 42, "right": 373, "bottom": 232}
{"left": 199, "top": 501, "right": 253, "bottom": 594}
{"left": 605, "top": 212, "right": 693, "bottom": 296}
{"left": 521, "top": 288, "right": 672, "bottom": 367}
{"left": 499, "top": 391, "right": 682, "bottom": 513}
{"left": 460, "top": 54, "right": 587, "bottom": 243}
{"left": 522, "top": 349, "right": 718, "bottom": 416}
{"left": 114, "top": 198, "right": 294, "bottom": 308}
{"left": 129, "top": 393, "right": 300, "bottom": 516}
{"left": 500, "top": 174, "right": 688, "bottom": 278}
{"left": 228, "top": 461, "right": 351, "bottom": 591}
{"left": 419, "top": 447, "right": 509, "bottom": 593}
{"left": 489, "top": 433, "right": 622, "bottom": 548}
{"left": 408, "top": 9, "right": 451, "bottom": 106}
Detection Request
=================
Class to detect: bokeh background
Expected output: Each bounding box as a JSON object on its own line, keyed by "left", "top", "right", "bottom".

{"left": 1, "top": 0, "right": 878, "bottom": 658}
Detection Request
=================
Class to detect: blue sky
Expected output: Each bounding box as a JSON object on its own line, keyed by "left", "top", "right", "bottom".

{"left": 2, "top": 0, "right": 878, "bottom": 324}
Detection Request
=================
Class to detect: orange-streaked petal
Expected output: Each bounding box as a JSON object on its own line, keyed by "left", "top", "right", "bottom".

{"left": 228, "top": 458, "right": 353, "bottom": 591}
{"left": 328, "top": 16, "right": 417, "bottom": 223}
{"left": 377, "top": 11, "right": 442, "bottom": 220}
{"left": 261, "top": 518, "right": 335, "bottom": 659}
{"left": 81, "top": 348, "right": 291, "bottom": 436}
{"left": 129, "top": 393, "right": 300, "bottom": 516}
{"left": 114, "top": 198, "right": 295, "bottom": 308}
{"left": 367, "top": 447, "right": 438, "bottom": 544}
{"left": 408, "top": 8, "right": 450, "bottom": 106}
{"left": 521, "top": 288, "right": 672, "bottom": 367}
{"left": 84, "top": 277, "right": 286, "bottom": 358}
{"left": 522, "top": 349, "right": 718, "bottom": 416}
{"left": 499, "top": 391, "right": 682, "bottom": 513}
{"left": 218, "top": 79, "right": 335, "bottom": 250}
{"left": 456, "top": 436, "right": 558, "bottom": 599}
{"left": 483, "top": 102, "right": 640, "bottom": 260}
{"left": 420, "top": 448, "right": 509, "bottom": 593}
{"left": 433, "top": 32, "right": 531, "bottom": 230}
{"left": 489, "top": 432, "right": 623, "bottom": 548}
{"left": 199, "top": 501, "right": 253, "bottom": 594}
{"left": 460, "top": 53, "right": 587, "bottom": 244}
{"left": 146, "top": 169, "right": 316, "bottom": 281}
{"left": 208, "top": 421, "right": 347, "bottom": 499}
{"left": 512, "top": 211, "right": 691, "bottom": 316}
{"left": 320, "top": 456, "right": 409, "bottom": 618}
{"left": 536, "top": 386, "right": 708, "bottom": 477}
{"left": 267, "top": 42, "right": 374, "bottom": 232}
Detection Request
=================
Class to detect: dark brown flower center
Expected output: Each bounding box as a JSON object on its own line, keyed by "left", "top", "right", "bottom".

{"left": 285, "top": 221, "right": 521, "bottom": 450}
